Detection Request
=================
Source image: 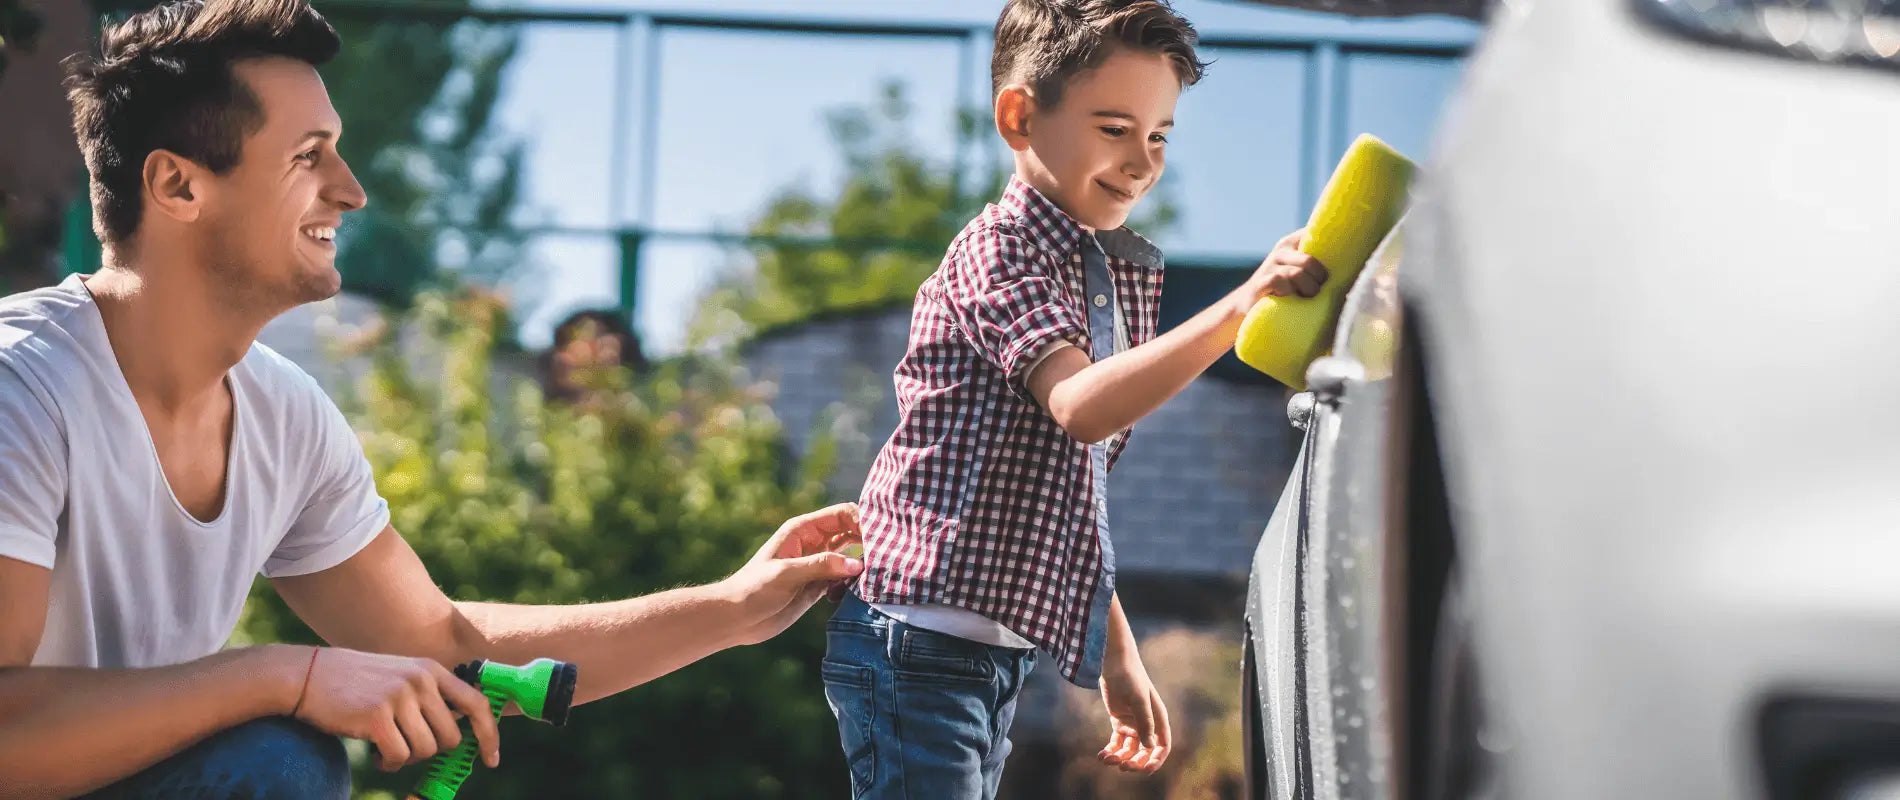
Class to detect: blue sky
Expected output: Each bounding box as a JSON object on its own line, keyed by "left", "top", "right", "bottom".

{"left": 480, "top": 0, "right": 1477, "bottom": 351}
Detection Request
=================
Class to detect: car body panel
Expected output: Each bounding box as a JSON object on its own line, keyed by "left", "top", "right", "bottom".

{"left": 1407, "top": 2, "right": 1900, "bottom": 798}
{"left": 1248, "top": 1, "right": 1900, "bottom": 799}
{"left": 1248, "top": 222, "right": 1411, "bottom": 800}
{"left": 1248, "top": 440, "right": 1313, "bottom": 800}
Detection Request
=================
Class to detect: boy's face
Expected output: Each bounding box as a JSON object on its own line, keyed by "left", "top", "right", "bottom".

{"left": 1003, "top": 46, "right": 1181, "bottom": 231}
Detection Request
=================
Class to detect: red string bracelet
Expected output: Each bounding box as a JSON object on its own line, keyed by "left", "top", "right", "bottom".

{"left": 290, "top": 646, "right": 319, "bottom": 717}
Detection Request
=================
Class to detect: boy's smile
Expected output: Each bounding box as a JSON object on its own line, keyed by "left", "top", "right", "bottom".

{"left": 1000, "top": 45, "right": 1183, "bottom": 231}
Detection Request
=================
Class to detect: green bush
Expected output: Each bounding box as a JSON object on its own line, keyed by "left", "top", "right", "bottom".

{"left": 237, "top": 290, "right": 850, "bottom": 799}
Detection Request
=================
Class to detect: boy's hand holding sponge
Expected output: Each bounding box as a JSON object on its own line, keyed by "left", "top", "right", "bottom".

{"left": 1233, "top": 134, "right": 1416, "bottom": 390}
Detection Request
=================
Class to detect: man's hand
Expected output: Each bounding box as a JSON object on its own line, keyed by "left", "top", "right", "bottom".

{"left": 720, "top": 503, "right": 865, "bottom": 646}
{"left": 288, "top": 646, "right": 502, "bottom": 773}
{"left": 1098, "top": 649, "right": 1172, "bottom": 774}
{"left": 1231, "top": 229, "right": 1330, "bottom": 314}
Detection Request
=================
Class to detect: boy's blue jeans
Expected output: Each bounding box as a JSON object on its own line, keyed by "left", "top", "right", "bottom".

{"left": 822, "top": 592, "right": 1038, "bottom": 799}
{"left": 78, "top": 716, "right": 350, "bottom": 799}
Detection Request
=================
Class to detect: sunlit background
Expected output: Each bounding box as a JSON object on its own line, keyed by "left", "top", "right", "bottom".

{"left": 0, "top": 1, "right": 1477, "bottom": 796}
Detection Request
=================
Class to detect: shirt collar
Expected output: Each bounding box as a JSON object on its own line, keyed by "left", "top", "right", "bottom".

{"left": 997, "top": 176, "right": 1164, "bottom": 270}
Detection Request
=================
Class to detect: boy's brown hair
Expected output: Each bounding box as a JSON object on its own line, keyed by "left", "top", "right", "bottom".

{"left": 991, "top": 0, "right": 1208, "bottom": 110}
{"left": 63, "top": 0, "right": 340, "bottom": 244}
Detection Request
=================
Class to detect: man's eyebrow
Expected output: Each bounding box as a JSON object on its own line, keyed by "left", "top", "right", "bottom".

{"left": 295, "top": 130, "right": 337, "bottom": 145}
{"left": 1091, "top": 111, "right": 1173, "bottom": 128}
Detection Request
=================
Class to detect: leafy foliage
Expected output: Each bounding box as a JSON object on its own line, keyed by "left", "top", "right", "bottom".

{"left": 237, "top": 291, "right": 850, "bottom": 798}
{"left": 691, "top": 80, "right": 1179, "bottom": 347}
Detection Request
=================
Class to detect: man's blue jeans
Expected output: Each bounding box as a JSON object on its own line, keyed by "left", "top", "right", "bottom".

{"left": 79, "top": 716, "right": 350, "bottom": 799}
{"left": 822, "top": 593, "right": 1038, "bottom": 800}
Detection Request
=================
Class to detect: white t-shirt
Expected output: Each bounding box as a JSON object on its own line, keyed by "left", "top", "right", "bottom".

{"left": 0, "top": 275, "right": 391, "bottom": 668}
{"left": 870, "top": 256, "right": 1130, "bottom": 651}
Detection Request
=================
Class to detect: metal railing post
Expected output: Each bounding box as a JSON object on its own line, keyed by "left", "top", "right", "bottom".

{"left": 1302, "top": 42, "right": 1342, "bottom": 218}
{"left": 617, "top": 229, "right": 644, "bottom": 322}
{"left": 636, "top": 15, "right": 662, "bottom": 230}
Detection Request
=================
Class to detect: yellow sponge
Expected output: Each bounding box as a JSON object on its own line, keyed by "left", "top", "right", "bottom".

{"left": 1234, "top": 134, "right": 1415, "bottom": 390}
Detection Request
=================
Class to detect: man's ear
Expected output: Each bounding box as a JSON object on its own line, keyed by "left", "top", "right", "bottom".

{"left": 143, "top": 149, "right": 208, "bottom": 224}
{"left": 994, "top": 84, "right": 1036, "bottom": 152}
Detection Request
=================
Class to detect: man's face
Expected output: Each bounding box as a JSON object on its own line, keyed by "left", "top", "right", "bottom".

{"left": 197, "top": 56, "right": 365, "bottom": 310}
{"left": 1020, "top": 47, "right": 1181, "bottom": 231}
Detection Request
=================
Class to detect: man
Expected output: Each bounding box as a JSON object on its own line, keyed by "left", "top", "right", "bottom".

{"left": 0, "top": 0, "right": 863, "bottom": 796}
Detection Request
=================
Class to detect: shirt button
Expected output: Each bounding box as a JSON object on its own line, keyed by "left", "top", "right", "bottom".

{"left": 1093, "top": 294, "right": 1109, "bottom": 308}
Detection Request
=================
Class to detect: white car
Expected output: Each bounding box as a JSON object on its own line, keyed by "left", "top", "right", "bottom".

{"left": 1238, "top": 2, "right": 1900, "bottom": 799}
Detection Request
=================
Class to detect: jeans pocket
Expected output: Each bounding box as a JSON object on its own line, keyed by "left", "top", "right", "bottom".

{"left": 821, "top": 659, "right": 877, "bottom": 797}
{"left": 826, "top": 618, "right": 882, "bottom": 638}
{"left": 891, "top": 627, "right": 998, "bottom": 685}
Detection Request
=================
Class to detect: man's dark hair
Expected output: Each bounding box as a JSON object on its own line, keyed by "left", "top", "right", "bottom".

{"left": 991, "top": 0, "right": 1208, "bottom": 111}
{"left": 63, "top": 0, "right": 340, "bottom": 244}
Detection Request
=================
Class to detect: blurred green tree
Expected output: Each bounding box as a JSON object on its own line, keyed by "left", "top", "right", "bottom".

{"left": 690, "top": 79, "right": 1179, "bottom": 347}
{"left": 317, "top": 11, "right": 527, "bottom": 306}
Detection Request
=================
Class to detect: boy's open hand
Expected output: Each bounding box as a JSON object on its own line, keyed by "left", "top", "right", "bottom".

{"left": 1236, "top": 229, "right": 1330, "bottom": 311}
{"left": 722, "top": 503, "right": 864, "bottom": 646}
{"left": 1098, "top": 653, "right": 1172, "bottom": 774}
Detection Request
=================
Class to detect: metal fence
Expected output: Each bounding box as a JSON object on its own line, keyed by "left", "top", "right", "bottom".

{"left": 64, "top": 1, "right": 1474, "bottom": 332}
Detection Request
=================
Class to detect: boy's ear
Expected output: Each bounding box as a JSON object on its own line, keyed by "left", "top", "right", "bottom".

{"left": 995, "top": 84, "right": 1035, "bottom": 152}
{"left": 144, "top": 149, "right": 209, "bottom": 225}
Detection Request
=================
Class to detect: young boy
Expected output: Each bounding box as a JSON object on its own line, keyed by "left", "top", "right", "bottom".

{"left": 823, "top": 1, "right": 1329, "bottom": 796}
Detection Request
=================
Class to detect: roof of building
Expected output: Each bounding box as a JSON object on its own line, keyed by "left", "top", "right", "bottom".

{"left": 743, "top": 262, "right": 1286, "bottom": 387}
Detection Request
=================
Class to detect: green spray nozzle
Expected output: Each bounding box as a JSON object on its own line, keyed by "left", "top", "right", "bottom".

{"left": 409, "top": 658, "right": 578, "bottom": 800}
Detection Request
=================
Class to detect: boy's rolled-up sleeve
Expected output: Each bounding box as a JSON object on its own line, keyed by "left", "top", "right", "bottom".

{"left": 941, "top": 224, "right": 1088, "bottom": 399}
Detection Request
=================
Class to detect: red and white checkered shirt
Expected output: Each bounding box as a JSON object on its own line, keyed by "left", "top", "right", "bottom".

{"left": 855, "top": 177, "right": 1165, "bottom": 687}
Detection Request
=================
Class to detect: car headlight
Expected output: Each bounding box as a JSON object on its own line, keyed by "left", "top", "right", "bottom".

{"left": 1634, "top": 0, "right": 1900, "bottom": 70}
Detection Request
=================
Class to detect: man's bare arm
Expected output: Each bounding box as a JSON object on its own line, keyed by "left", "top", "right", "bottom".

{"left": 271, "top": 505, "right": 863, "bottom": 709}
{"left": 0, "top": 556, "right": 309, "bottom": 800}
{"left": 274, "top": 528, "right": 753, "bottom": 706}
